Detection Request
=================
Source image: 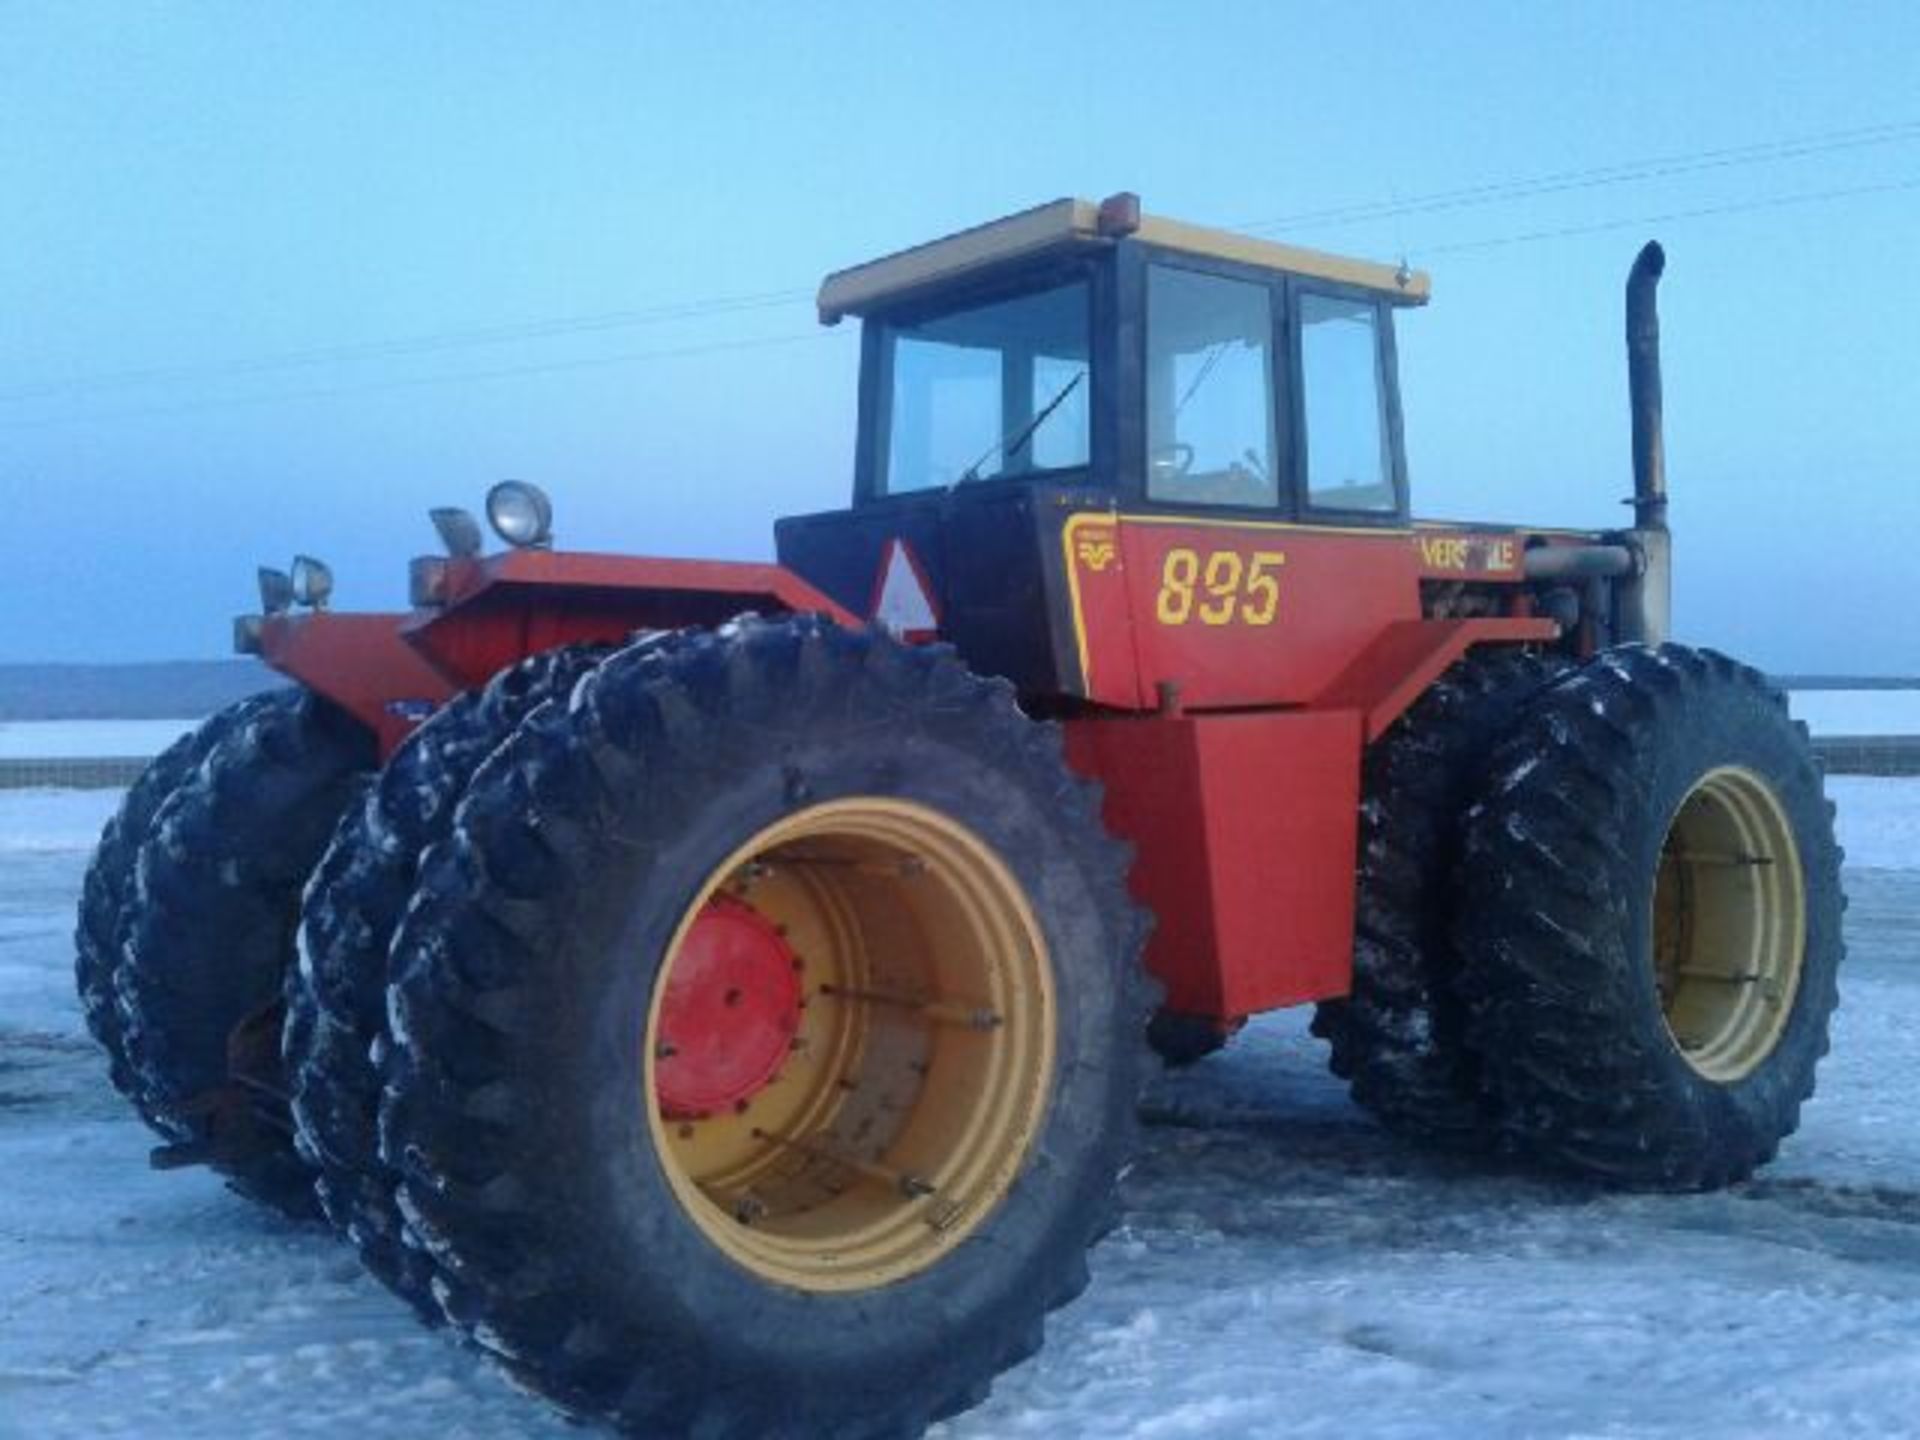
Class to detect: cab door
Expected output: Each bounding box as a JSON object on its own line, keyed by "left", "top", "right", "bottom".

{"left": 1058, "top": 254, "right": 1421, "bottom": 711}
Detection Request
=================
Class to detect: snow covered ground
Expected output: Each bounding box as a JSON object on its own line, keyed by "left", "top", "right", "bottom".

{"left": 0, "top": 720, "right": 196, "bottom": 760}
{"left": 1790, "top": 690, "right": 1920, "bottom": 738}
{"left": 4, "top": 784, "right": 1920, "bottom": 1438}
{"left": 1827, "top": 777, "right": 1920, "bottom": 871}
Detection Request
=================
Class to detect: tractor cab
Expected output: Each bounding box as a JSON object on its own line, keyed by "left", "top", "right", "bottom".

{"left": 776, "top": 194, "right": 1445, "bottom": 703}
{"left": 823, "top": 192, "right": 1425, "bottom": 515}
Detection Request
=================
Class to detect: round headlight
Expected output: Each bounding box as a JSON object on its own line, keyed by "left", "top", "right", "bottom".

{"left": 289, "top": 554, "right": 334, "bottom": 610}
{"left": 485, "top": 480, "right": 553, "bottom": 549}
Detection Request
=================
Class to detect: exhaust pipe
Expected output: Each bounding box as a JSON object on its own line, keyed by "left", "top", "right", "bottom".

{"left": 1617, "top": 240, "right": 1671, "bottom": 645}
{"left": 1627, "top": 241, "right": 1667, "bottom": 529}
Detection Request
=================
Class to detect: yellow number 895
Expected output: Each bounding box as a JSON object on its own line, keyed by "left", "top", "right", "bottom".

{"left": 1155, "top": 547, "right": 1284, "bottom": 627}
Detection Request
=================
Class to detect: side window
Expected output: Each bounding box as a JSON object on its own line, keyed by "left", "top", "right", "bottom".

{"left": 1145, "top": 265, "right": 1278, "bottom": 507}
{"left": 887, "top": 339, "right": 998, "bottom": 492}
{"left": 1300, "top": 293, "right": 1396, "bottom": 513}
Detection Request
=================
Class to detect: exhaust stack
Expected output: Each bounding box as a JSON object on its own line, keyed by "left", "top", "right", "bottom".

{"left": 1618, "top": 240, "right": 1671, "bottom": 644}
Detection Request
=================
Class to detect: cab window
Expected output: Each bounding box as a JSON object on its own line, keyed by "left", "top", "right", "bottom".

{"left": 1300, "top": 293, "right": 1395, "bottom": 513}
{"left": 881, "top": 281, "right": 1090, "bottom": 494}
{"left": 1145, "top": 265, "right": 1278, "bottom": 507}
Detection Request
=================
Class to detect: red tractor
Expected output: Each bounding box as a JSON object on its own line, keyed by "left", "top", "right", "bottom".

{"left": 78, "top": 194, "right": 1842, "bottom": 1437}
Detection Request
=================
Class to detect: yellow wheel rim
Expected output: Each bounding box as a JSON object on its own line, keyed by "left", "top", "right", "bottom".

{"left": 644, "top": 798, "right": 1056, "bottom": 1292}
{"left": 1652, "top": 766, "right": 1807, "bottom": 1082}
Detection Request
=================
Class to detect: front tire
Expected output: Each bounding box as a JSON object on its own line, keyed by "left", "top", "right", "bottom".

{"left": 380, "top": 617, "right": 1152, "bottom": 1437}
{"left": 1454, "top": 645, "right": 1843, "bottom": 1189}
{"left": 1310, "top": 649, "right": 1562, "bottom": 1148}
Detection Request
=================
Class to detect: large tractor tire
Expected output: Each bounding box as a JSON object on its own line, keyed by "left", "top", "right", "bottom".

{"left": 380, "top": 617, "right": 1152, "bottom": 1437}
{"left": 287, "top": 644, "right": 605, "bottom": 1317}
{"left": 115, "top": 687, "right": 374, "bottom": 1215}
{"left": 1454, "top": 644, "right": 1844, "bottom": 1189}
{"left": 75, "top": 693, "right": 278, "bottom": 1119}
{"left": 1310, "top": 648, "right": 1563, "bottom": 1148}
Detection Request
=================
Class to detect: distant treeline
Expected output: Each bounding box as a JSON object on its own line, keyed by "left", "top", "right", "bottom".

{"left": 0, "top": 661, "right": 1915, "bottom": 721}
{"left": 0, "top": 661, "right": 287, "bottom": 720}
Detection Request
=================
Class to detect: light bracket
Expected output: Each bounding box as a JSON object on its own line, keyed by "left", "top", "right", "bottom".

{"left": 257, "top": 566, "right": 294, "bottom": 615}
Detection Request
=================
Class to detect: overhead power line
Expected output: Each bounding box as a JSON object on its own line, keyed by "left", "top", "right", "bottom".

{"left": 1237, "top": 117, "right": 1920, "bottom": 234}
{"left": 0, "top": 286, "right": 814, "bottom": 406}
{"left": 1423, "top": 174, "right": 1920, "bottom": 257}
{"left": 0, "top": 328, "right": 848, "bottom": 433}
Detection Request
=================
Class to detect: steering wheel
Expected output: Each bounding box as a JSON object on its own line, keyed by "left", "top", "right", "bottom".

{"left": 1149, "top": 443, "right": 1195, "bottom": 480}
{"left": 1221, "top": 457, "right": 1274, "bottom": 501}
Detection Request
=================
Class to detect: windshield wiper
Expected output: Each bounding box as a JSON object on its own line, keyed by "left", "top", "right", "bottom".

{"left": 1173, "top": 341, "right": 1229, "bottom": 417}
{"left": 956, "top": 369, "right": 1086, "bottom": 485}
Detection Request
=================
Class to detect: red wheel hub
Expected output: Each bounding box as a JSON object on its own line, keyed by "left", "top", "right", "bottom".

{"left": 656, "top": 893, "right": 802, "bottom": 1119}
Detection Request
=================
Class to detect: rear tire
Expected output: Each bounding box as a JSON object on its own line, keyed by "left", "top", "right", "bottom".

{"left": 1147, "top": 1009, "right": 1237, "bottom": 1067}
{"left": 380, "top": 617, "right": 1152, "bottom": 1437}
{"left": 116, "top": 687, "right": 373, "bottom": 1215}
{"left": 1309, "top": 649, "right": 1563, "bottom": 1148}
{"left": 287, "top": 645, "right": 604, "bottom": 1316}
{"left": 75, "top": 694, "right": 278, "bottom": 1118}
{"left": 1454, "top": 645, "right": 1844, "bottom": 1189}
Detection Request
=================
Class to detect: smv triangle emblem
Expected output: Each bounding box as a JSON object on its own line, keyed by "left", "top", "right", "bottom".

{"left": 871, "top": 539, "right": 939, "bottom": 641}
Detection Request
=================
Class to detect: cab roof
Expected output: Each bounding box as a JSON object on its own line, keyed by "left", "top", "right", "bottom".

{"left": 816, "top": 193, "right": 1432, "bottom": 324}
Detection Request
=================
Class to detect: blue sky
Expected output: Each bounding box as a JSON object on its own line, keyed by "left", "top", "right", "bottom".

{"left": 2, "top": 2, "right": 1916, "bottom": 671}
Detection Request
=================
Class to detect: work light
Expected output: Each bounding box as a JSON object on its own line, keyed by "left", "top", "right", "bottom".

{"left": 290, "top": 554, "right": 334, "bottom": 610}
{"left": 486, "top": 480, "right": 554, "bottom": 549}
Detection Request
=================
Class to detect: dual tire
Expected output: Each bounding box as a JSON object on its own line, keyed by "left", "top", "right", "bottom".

{"left": 1454, "top": 644, "right": 1843, "bottom": 1188}
{"left": 1326, "top": 642, "right": 1843, "bottom": 1189}
{"left": 85, "top": 620, "right": 1152, "bottom": 1435}
{"left": 378, "top": 617, "right": 1152, "bottom": 1435}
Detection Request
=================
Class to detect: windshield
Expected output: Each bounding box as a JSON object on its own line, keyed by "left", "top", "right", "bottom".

{"left": 880, "top": 280, "right": 1090, "bottom": 494}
